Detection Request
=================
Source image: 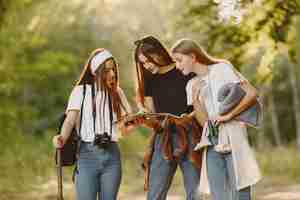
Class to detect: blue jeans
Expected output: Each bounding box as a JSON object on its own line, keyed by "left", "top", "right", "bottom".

{"left": 147, "top": 127, "right": 201, "bottom": 200}
{"left": 75, "top": 142, "right": 122, "bottom": 200}
{"left": 207, "top": 146, "right": 251, "bottom": 200}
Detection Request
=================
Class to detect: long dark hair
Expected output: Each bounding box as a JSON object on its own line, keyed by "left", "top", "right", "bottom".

{"left": 75, "top": 49, "right": 123, "bottom": 119}
{"left": 134, "top": 36, "right": 175, "bottom": 106}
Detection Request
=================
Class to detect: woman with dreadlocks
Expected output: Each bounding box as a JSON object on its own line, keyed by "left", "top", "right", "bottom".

{"left": 52, "top": 49, "right": 132, "bottom": 200}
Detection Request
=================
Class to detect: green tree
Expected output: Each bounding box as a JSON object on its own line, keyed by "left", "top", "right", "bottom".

{"left": 175, "top": 0, "right": 300, "bottom": 148}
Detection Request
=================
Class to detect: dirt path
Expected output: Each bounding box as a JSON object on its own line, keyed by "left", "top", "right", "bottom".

{"left": 12, "top": 177, "right": 300, "bottom": 200}
{"left": 258, "top": 185, "right": 300, "bottom": 200}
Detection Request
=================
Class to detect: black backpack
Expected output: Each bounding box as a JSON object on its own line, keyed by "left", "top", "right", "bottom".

{"left": 55, "top": 85, "right": 86, "bottom": 166}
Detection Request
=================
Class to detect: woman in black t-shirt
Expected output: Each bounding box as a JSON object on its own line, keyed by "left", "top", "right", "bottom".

{"left": 133, "top": 36, "right": 202, "bottom": 200}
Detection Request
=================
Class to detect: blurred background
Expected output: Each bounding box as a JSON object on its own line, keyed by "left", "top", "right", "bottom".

{"left": 1, "top": 0, "right": 300, "bottom": 199}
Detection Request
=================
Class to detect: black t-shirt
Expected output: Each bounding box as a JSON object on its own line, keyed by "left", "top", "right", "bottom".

{"left": 144, "top": 68, "right": 195, "bottom": 116}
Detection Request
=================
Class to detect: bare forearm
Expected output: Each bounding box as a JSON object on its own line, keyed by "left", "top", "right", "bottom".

{"left": 226, "top": 84, "right": 257, "bottom": 119}
{"left": 192, "top": 96, "right": 208, "bottom": 125}
{"left": 190, "top": 110, "right": 207, "bottom": 126}
{"left": 144, "top": 97, "right": 156, "bottom": 113}
{"left": 60, "top": 111, "right": 79, "bottom": 141}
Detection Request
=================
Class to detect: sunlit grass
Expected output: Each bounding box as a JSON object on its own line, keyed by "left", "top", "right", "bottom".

{"left": 256, "top": 146, "right": 300, "bottom": 185}
{"left": 0, "top": 131, "right": 54, "bottom": 199}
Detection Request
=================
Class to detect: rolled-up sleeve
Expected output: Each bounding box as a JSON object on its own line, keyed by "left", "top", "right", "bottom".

{"left": 66, "top": 85, "right": 83, "bottom": 112}
{"left": 118, "top": 87, "right": 132, "bottom": 114}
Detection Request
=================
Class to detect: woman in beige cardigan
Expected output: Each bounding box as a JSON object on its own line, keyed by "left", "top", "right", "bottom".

{"left": 171, "top": 39, "right": 261, "bottom": 200}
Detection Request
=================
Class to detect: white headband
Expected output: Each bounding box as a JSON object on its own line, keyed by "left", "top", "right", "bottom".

{"left": 90, "top": 50, "right": 113, "bottom": 75}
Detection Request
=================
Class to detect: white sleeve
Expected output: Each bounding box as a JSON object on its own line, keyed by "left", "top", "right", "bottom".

{"left": 66, "top": 85, "right": 84, "bottom": 111}
{"left": 118, "top": 87, "right": 132, "bottom": 114}
{"left": 186, "top": 80, "right": 193, "bottom": 106}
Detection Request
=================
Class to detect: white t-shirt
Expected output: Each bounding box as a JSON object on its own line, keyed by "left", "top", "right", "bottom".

{"left": 66, "top": 84, "right": 131, "bottom": 142}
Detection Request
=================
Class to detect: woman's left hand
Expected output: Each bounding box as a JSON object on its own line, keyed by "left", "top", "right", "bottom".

{"left": 214, "top": 113, "right": 233, "bottom": 125}
{"left": 119, "top": 123, "right": 136, "bottom": 136}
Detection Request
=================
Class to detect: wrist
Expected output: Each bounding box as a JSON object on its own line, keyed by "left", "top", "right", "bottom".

{"left": 60, "top": 134, "right": 68, "bottom": 144}
{"left": 227, "top": 112, "right": 234, "bottom": 120}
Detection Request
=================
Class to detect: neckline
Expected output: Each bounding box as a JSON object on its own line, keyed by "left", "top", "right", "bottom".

{"left": 202, "top": 63, "right": 220, "bottom": 79}
{"left": 158, "top": 64, "right": 176, "bottom": 74}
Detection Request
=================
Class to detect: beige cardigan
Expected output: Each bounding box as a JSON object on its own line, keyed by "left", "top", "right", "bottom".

{"left": 191, "top": 63, "right": 262, "bottom": 194}
{"left": 198, "top": 121, "right": 262, "bottom": 194}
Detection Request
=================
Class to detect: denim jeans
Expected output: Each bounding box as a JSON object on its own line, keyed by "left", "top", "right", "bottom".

{"left": 147, "top": 126, "right": 201, "bottom": 200}
{"left": 207, "top": 146, "right": 251, "bottom": 200}
{"left": 75, "top": 142, "right": 122, "bottom": 200}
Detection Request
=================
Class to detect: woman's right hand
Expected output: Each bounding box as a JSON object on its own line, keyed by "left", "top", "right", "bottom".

{"left": 145, "top": 118, "right": 162, "bottom": 129}
{"left": 180, "top": 113, "right": 188, "bottom": 118}
{"left": 52, "top": 135, "right": 66, "bottom": 149}
{"left": 53, "top": 110, "right": 78, "bottom": 149}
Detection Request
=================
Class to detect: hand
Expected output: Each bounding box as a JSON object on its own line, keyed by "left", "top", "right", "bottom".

{"left": 214, "top": 113, "right": 233, "bottom": 125}
{"left": 176, "top": 115, "right": 193, "bottom": 126}
{"left": 144, "top": 118, "right": 162, "bottom": 130}
{"left": 123, "top": 115, "right": 145, "bottom": 127}
{"left": 180, "top": 113, "right": 188, "bottom": 118}
{"left": 52, "top": 135, "right": 66, "bottom": 149}
{"left": 119, "top": 123, "right": 136, "bottom": 136}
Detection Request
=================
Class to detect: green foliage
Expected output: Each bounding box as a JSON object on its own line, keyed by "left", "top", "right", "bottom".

{"left": 257, "top": 146, "right": 300, "bottom": 184}
{"left": 176, "top": 0, "right": 300, "bottom": 146}
{"left": 0, "top": 131, "right": 54, "bottom": 196}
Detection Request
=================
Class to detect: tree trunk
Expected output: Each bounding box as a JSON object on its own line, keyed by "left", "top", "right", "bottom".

{"left": 257, "top": 85, "right": 268, "bottom": 150}
{"left": 287, "top": 62, "right": 300, "bottom": 150}
{"left": 0, "top": 0, "right": 8, "bottom": 27}
{"left": 269, "top": 85, "right": 282, "bottom": 146}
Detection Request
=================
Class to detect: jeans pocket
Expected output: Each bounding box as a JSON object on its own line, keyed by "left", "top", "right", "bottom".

{"left": 111, "top": 144, "right": 121, "bottom": 161}
{"left": 79, "top": 143, "right": 93, "bottom": 154}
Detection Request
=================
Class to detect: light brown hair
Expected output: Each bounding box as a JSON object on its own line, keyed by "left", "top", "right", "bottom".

{"left": 171, "top": 39, "right": 227, "bottom": 65}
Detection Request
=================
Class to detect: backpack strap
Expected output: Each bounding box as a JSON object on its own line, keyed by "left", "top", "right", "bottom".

{"left": 73, "top": 84, "right": 86, "bottom": 183}
{"left": 108, "top": 93, "right": 113, "bottom": 136}
{"left": 91, "top": 83, "right": 96, "bottom": 133}
{"left": 78, "top": 84, "right": 87, "bottom": 138}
